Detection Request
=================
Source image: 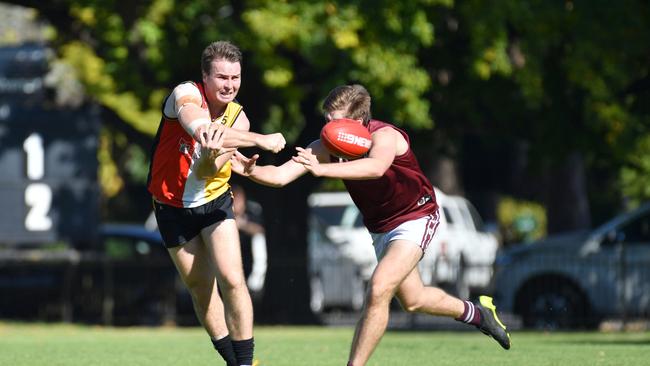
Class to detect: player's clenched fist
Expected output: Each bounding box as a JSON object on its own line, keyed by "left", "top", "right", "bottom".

{"left": 259, "top": 133, "right": 286, "bottom": 153}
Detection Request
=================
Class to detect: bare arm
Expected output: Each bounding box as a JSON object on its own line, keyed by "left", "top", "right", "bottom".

{"left": 294, "top": 127, "right": 399, "bottom": 180}
{"left": 218, "top": 112, "right": 286, "bottom": 152}
{"left": 169, "top": 83, "right": 286, "bottom": 153}
{"left": 231, "top": 141, "right": 326, "bottom": 187}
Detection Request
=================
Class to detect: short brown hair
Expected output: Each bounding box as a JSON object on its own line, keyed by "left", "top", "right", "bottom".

{"left": 322, "top": 84, "right": 372, "bottom": 124}
{"left": 201, "top": 41, "right": 242, "bottom": 75}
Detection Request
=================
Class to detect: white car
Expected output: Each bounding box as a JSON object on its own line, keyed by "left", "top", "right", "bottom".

{"left": 431, "top": 193, "right": 500, "bottom": 299}
{"left": 307, "top": 192, "right": 375, "bottom": 312}
{"left": 307, "top": 189, "right": 499, "bottom": 313}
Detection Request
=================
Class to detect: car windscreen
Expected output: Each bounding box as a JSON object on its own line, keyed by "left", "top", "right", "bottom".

{"left": 466, "top": 201, "right": 485, "bottom": 231}
{"left": 311, "top": 206, "right": 347, "bottom": 227}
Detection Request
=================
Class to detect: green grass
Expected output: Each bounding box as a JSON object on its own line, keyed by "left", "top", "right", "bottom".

{"left": 1, "top": 322, "right": 649, "bottom": 365}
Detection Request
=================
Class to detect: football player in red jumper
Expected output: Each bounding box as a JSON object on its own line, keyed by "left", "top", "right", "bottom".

{"left": 148, "top": 41, "right": 285, "bottom": 366}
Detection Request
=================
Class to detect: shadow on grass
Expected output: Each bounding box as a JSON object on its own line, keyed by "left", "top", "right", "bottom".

{"left": 546, "top": 338, "right": 650, "bottom": 346}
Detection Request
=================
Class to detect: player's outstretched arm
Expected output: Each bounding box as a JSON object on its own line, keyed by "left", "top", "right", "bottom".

{"left": 231, "top": 151, "right": 308, "bottom": 187}
{"left": 170, "top": 83, "right": 286, "bottom": 153}
{"left": 186, "top": 110, "right": 286, "bottom": 153}
{"left": 214, "top": 112, "right": 286, "bottom": 153}
{"left": 294, "top": 127, "right": 397, "bottom": 180}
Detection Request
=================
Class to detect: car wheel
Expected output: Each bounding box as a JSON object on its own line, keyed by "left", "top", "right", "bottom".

{"left": 517, "top": 279, "right": 589, "bottom": 329}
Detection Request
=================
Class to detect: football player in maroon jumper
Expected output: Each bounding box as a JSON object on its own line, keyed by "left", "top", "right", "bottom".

{"left": 231, "top": 84, "right": 511, "bottom": 366}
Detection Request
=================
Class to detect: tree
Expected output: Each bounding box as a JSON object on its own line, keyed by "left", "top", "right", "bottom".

{"left": 452, "top": 0, "right": 650, "bottom": 227}
{"left": 8, "top": 0, "right": 650, "bottom": 321}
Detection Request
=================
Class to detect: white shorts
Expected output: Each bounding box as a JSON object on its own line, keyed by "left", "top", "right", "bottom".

{"left": 370, "top": 211, "right": 440, "bottom": 259}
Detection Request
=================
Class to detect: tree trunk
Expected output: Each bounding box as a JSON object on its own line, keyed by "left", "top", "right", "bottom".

{"left": 545, "top": 151, "right": 591, "bottom": 234}
{"left": 248, "top": 95, "right": 324, "bottom": 324}
{"left": 253, "top": 174, "right": 320, "bottom": 324}
{"left": 429, "top": 156, "right": 463, "bottom": 195}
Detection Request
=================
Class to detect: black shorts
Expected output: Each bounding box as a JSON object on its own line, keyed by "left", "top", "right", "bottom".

{"left": 153, "top": 190, "right": 235, "bottom": 248}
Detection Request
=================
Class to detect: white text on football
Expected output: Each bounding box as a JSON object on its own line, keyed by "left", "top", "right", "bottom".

{"left": 336, "top": 132, "right": 371, "bottom": 148}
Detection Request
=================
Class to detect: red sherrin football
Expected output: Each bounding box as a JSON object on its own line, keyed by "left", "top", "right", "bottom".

{"left": 320, "top": 118, "right": 372, "bottom": 159}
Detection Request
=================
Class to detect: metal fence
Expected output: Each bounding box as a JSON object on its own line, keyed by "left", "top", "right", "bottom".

{"left": 309, "top": 247, "right": 650, "bottom": 330}
{"left": 2, "top": 245, "right": 648, "bottom": 330}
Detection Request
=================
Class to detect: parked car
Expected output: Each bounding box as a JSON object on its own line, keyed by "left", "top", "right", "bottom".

{"left": 307, "top": 192, "right": 375, "bottom": 313}
{"left": 492, "top": 202, "right": 650, "bottom": 329}
{"left": 307, "top": 189, "right": 499, "bottom": 313}
{"left": 432, "top": 193, "right": 500, "bottom": 299}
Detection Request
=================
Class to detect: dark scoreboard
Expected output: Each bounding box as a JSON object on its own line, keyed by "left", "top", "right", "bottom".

{"left": 0, "top": 44, "right": 100, "bottom": 246}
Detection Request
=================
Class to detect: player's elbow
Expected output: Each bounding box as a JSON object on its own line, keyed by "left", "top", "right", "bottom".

{"left": 267, "top": 181, "right": 287, "bottom": 188}
{"left": 366, "top": 163, "right": 389, "bottom": 178}
{"left": 367, "top": 169, "right": 385, "bottom": 179}
{"left": 253, "top": 176, "right": 288, "bottom": 188}
{"left": 274, "top": 174, "right": 296, "bottom": 187}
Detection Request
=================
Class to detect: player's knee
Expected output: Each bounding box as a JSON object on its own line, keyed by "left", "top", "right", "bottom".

{"left": 366, "top": 281, "right": 394, "bottom": 305}
{"left": 219, "top": 272, "right": 248, "bottom": 293}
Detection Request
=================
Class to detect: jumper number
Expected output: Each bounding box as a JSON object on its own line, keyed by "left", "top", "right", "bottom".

{"left": 22, "top": 133, "right": 52, "bottom": 231}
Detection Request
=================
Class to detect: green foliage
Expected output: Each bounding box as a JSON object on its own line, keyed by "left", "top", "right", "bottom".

{"left": 241, "top": 0, "right": 447, "bottom": 130}
{"left": 317, "top": 178, "right": 347, "bottom": 192}
{"left": 455, "top": 0, "right": 650, "bottom": 205}
{"left": 54, "top": 0, "right": 246, "bottom": 137}
{"left": 57, "top": 41, "right": 161, "bottom": 137}
{"left": 497, "top": 196, "right": 547, "bottom": 244}
{"left": 21, "top": 0, "right": 650, "bottom": 210}
{"left": 621, "top": 133, "right": 650, "bottom": 206}
{"left": 98, "top": 129, "right": 123, "bottom": 199}
{"left": 123, "top": 144, "right": 150, "bottom": 184}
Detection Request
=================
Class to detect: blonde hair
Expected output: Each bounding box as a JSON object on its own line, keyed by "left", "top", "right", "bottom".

{"left": 322, "top": 84, "right": 372, "bottom": 124}
{"left": 201, "top": 41, "right": 242, "bottom": 76}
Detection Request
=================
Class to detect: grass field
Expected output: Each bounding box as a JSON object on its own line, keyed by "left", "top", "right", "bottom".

{"left": 1, "top": 322, "right": 649, "bottom": 365}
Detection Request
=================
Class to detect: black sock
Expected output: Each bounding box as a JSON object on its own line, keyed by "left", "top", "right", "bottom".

{"left": 211, "top": 335, "right": 238, "bottom": 366}
{"left": 232, "top": 337, "right": 255, "bottom": 366}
